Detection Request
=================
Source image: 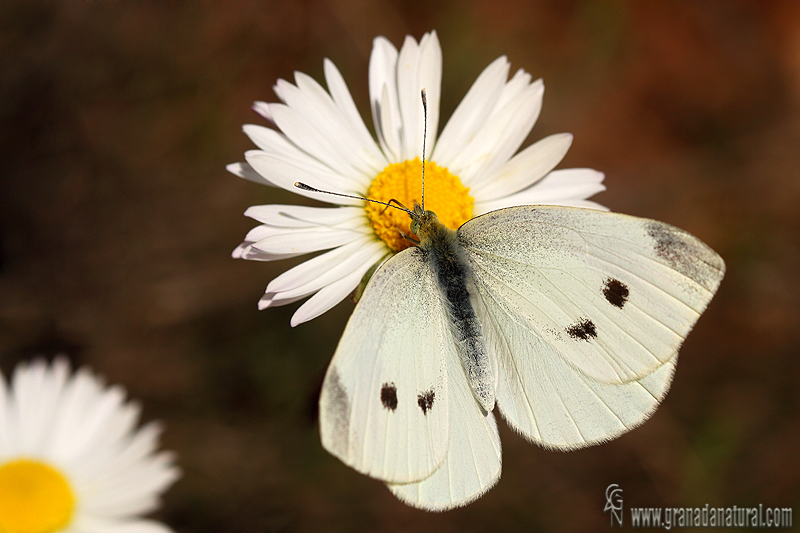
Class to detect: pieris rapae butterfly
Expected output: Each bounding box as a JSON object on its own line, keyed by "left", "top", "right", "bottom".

{"left": 301, "top": 91, "right": 725, "bottom": 511}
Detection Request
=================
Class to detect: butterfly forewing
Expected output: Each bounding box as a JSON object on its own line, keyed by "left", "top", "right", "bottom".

{"left": 319, "top": 248, "right": 451, "bottom": 484}
{"left": 459, "top": 206, "right": 725, "bottom": 385}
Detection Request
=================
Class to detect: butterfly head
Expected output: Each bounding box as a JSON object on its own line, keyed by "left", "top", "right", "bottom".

{"left": 409, "top": 203, "right": 442, "bottom": 244}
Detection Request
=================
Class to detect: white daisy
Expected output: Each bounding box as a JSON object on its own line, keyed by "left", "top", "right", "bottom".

{"left": 0, "top": 358, "right": 180, "bottom": 533}
{"left": 231, "top": 31, "right": 606, "bottom": 326}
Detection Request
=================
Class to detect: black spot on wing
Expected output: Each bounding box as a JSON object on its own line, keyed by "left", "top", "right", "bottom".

{"left": 417, "top": 389, "right": 435, "bottom": 415}
{"left": 566, "top": 318, "right": 597, "bottom": 341}
{"left": 381, "top": 382, "right": 398, "bottom": 411}
{"left": 323, "top": 367, "right": 350, "bottom": 456}
{"left": 603, "top": 278, "right": 629, "bottom": 308}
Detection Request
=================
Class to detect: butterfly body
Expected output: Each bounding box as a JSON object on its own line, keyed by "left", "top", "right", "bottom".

{"left": 413, "top": 207, "right": 495, "bottom": 412}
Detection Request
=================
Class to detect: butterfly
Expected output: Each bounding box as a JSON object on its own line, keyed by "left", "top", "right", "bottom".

{"left": 304, "top": 91, "right": 726, "bottom": 511}
{"left": 313, "top": 199, "right": 724, "bottom": 510}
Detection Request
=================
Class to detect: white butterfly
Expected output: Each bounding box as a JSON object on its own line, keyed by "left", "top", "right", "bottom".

{"left": 316, "top": 199, "right": 725, "bottom": 511}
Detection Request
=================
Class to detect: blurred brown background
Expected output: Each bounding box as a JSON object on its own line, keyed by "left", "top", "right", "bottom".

{"left": 1, "top": 1, "right": 798, "bottom": 531}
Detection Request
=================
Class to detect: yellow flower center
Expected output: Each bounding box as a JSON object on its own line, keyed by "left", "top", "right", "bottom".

{"left": 366, "top": 158, "right": 474, "bottom": 251}
{"left": 0, "top": 459, "right": 76, "bottom": 533}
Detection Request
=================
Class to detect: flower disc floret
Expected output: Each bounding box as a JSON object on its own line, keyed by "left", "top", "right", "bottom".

{"left": 366, "top": 158, "right": 474, "bottom": 251}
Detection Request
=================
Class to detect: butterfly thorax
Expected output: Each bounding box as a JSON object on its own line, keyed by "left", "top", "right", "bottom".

{"left": 410, "top": 208, "right": 496, "bottom": 412}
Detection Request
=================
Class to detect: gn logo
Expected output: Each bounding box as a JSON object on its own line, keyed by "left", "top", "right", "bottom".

{"left": 604, "top": 484, "right": 623, "bottom": 527}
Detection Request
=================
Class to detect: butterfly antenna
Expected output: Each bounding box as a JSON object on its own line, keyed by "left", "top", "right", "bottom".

{"left": 294, "top": 182, "right": 413, "bottom": 216}
{"left": 421, "top": 88, "right": 428, "bottom": 212}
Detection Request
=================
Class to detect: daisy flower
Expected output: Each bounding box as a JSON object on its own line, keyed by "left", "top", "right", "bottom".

{"left": 0, "top": 358, "right": 180, "bottom": 533}
{"left": 230, "top": 31, "right": 606, "bottom": 326}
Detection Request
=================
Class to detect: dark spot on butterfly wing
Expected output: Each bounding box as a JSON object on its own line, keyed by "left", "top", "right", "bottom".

{"left": 566, "top": 318, "right": 597, "bottom": 341}
{"left": 603, "top": 277, "right": 629, "bottom": 308}
{"left": 381, "top": 382, "right": 398, "bottom": 411}
{"left": 417, "top": 389, "right": 435, "bottom": 415}
{"left": 646, "top": 221, "right": 726, "bottom": 292}
{"left": 648, "top": 223, "right": 689, "bottom": 266}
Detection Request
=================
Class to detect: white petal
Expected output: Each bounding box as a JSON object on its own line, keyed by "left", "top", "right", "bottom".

{"left": 396, "top": 35, "right": 422, "bottom": 161}
{"left": 431, "top": 56, "right": 510, "bottom": 167}
{"left": 374, "top": 84, "right": 401, "bottom": 163}
{"left": 82, "top": 454, "right": 179, "bottom": 516}
{"left": 49, "top": 370, "right": 112, "bottom": 461}
{"left": 243, "top": 223, "right": 284, "bottom": 244}
{"left": 232, "top": 242, "right": 300, "bottom": 262}
{"left": 471, "top": 133, "right": 573, "bottom": 201}
{"left": 67, "top": 403, "right": 142, "bottom": 472}
{"left": 395, "top": 31, "right": 443, "bottom": 161}
{"left": 245, "top": 151, "right": 363, "bottom": 205}
{"left": 475, "top": 168, "right": 607, "bottom": 213}
{"left": 564, "top": 199, "right": 609, "bottom": 210}
{"left": 226, "top": 162, "right": 277, "bottom": 187}
{"left": 243, "top": 124, "right": 308, "bottom": 158}
{"left": 268, "top": 240, "right": 386, "bottom": 298}
{"left": 95, "top": 423, "right": 164, "bottom": 479}
{"left": 0, "top": 368, "right": 9, "bottom": 455}
{"left": 243, "top": 125, "right": 327, "bottom": 165}
{"left": 244, "top": 214, "right": 365, "bottom": 243}
{"left": 252, "top": 101, "right": 273, "bottom": 121}
{"left": 451, "top": 79, "right": 544, "bottom": 183}
{"left": 242, "top": 127, "right": 347, "bottom": 188}
{"left": 268, "top": 103, "right": 366, "bottom": 179}
{"left": 292, "top": 70, "right": 372, "bottom": 149}
{"left": 418, "top": 31, "right": 442, "bottom": 155}
{"left": 324, "top": 58, "right": 389, "bottom": 169}
{"left": 280, "top": 72, "right": 384, "bottom": 178}
{"left": 252, "top": 227, "right": 368, "bottom": 256}
{"left": 369, "top": 36, "right": 401, "bottom": 161}
{"left": 266, "top": 238, "right": 384, "bottom": 293}
{"left": 258, "top": 292, "right": 308, "bottom": 310}
{"left": 242, "top": 212, "right": 373, "bottom": 261}
{"left": 495, "top": 68, "right": 534, "bottom": 111}
{"left": 514, "top": 167, "right": 607, "bottom": 203}
{"left": 290, "top": 258, "right": 378, "bottom": 326}
{"left": 525, "top": 168, "right": 606, "bottom": 196}
{"left": 12, "top": 359, "right": 60, "bottom": 454}
{"left": 231, "top": 242, "right": 250, "bottom": 259}
{"left": 56, "top": 386, "right": 129, "bottom": 465}
{"left": 244, "top": 204, "right": 363, "bottom": 228}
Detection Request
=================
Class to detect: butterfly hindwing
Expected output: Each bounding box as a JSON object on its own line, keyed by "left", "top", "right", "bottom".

{"left": 388, "top": 322, "right": 502, "bottom": 510}
{"left": 319, "top": 248, "right": 451, "bottom": 484}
